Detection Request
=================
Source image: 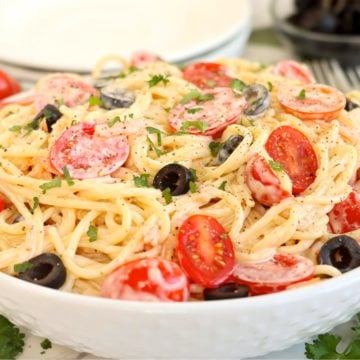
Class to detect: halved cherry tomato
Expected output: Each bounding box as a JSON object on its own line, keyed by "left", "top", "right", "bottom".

{"left": 265, "top": 126, "right": 318, "bottom": 195}
{"left": 101, "top": 258, "right": 189, "bottom": 302}
{"left": 232, "top": 253, "right": 315, "bottom": 295}
{"left": 34, "top": 74, "right": 98, "bottom": 111}
{"left": 245, "top": 153, "right": 291, "bottom": 206}
{"left": 277, "top": 83, "right": 346, "bottom": 121}
{"left": 130, "top": 50, "right": 161, "bottom": 68}
{"left": 168, "top": 87, "right": 246, "bottom": 138}
{"left": 0, "top": 69, "right": 21, "bottom": 100}
{"left": 183, "top": 62, "right": 233, "bottom": 89}
{"left": 50, "top": 122, "right": 129, "bottom": 179}
{"left": 272, "top": 60, "right": 314, "bottom": 84}
{"left": 177, "top": 214, "right": 235, "bottom": 288}
{"left": 328, "top": 190, "right": 360, "bottom": 234}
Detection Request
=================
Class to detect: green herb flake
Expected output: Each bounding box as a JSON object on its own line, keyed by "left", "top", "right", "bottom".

{"left": 8, "top": 125, "right": 22, "bottom": 133}
{"left": 0, "top": 314, "right": 25, "bottom": 359}
{"left": 219, "top": 181, "right": 227, "bottom": 191}
{"left": 189, "top": 181, "right": 197, "bottom": 193}
{"left": 128, "top": 65, "right": 139, "bottom": 73}
{"left": 87, "top": 224, "right": 98, "bottom": 242}
{"left": 39, "top": 177, "right": 61, "bottom": 194}
{"left": 62, "top": 166, "right": 74, "bottom": 186}
{"left": 187, "top": 107, "right": 203, "bottom": 114}
{"left": 230, "top": 78, "right": 246, "bottom": 92}
{"left": 298, "top": 89, "right": 306, "bottom": 100}
{"left": 146, "top": 126, "right": 163, "bottom": 146}
{"left": 14, "top": 261, "right": 33, "bottom": 273}
{"left": 197, "top": 93, "right": 215, "bottom": 103}
{"left": 148, "top": 74, "right": 170, "bottom": 87}
{"left": 30, "top": 197, "right": 39, "bottom": 214}
{"left": 88, "top": 95, "right": 103, "bottom": 107}
{"left": 219, "top": 233, "right": 228, "bottom": 239}
{"left": 162, "top": 188, "right": 172, "bottom": 204}
{"left": 133, "top": 174, "right": 150, "bottom": 188}
{"left": 209, "top": 141, "right": 221, "bottom": 157}
{"left": 180, "top": 89, "right": 201, "bottom": 105}
{"left": 267, "top": 81, "right": 273, "bottom": 92}
{"left": 147, "top": 136, "right": 166, "bottom": 157}
{"left": 189, "top": 168, "right": 197, "bottom": 181}
{"left": 108, "top": 116, "right": 121, "bottom": 128}
{"left": 40, "top": 338, "right": 52, "bottom": 350}
{"left": 180, "top": 121, "right": 208, "bottom": 133}
{"left": 268, "top": 160, "right": 285, "bottom": 172}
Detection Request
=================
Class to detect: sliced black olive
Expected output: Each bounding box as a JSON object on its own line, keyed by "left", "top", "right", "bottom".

{"left": 93, "top": 75, "right": 118, "bottom": 89}
{"left": 26, "top": 104, "right": 62, "bottom": 132}
{"left": 100, "top": 84, "right": 135, "bottom": 110}
{"left": 153, "top": 163, "right": 194, "bottom": 196}
{"left": 345, "top": 98, "right": 360, "bottom": 111}
{"left": 18, "top": 253, "right": 66, "bottom": 289}
{"left": 243, "top": 84, "right": 270, "bottom": 116}
{"left": 203, "top": 283, "right": 249, "bottom": 300}
{"left": 217, "top": 135, "right": 244, "bottom": 163}
{"left": 319, "top": 235, "right": 360, "bottom": 273}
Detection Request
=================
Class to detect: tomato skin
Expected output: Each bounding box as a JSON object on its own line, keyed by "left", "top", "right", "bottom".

{"left": 50, "top": 122, "right": 130, "bottom": 179}
{"left": 245, "top": 153, "right": 291, "bottom": 206}
{"left": 0, "top": 197, "right": 6, "bottom": 212}
{"left": 232, "top": 253, "right": 315, "bottom": 295}
{"left": 272, "top": 60, "right": 314, "bottom": 84}
{"left": 328, "top": 191, "right": 360, "bottom": 233}
{"left": 177, "top": 215, "right": 235, "bottom": 288}
{"left": 183, "top": 62, "right": 233, "bottom": 89}
{"left": 277, "top": 83, "right": 346, "bottom": 121}
{"left": 0, "top": 69, "right": 21, "bottom": 100}
{"left": 101, "top": 258, "right": 189, "bottom": 302}
{"left": 265, "top": 126, "right": 318, "bottom": 195}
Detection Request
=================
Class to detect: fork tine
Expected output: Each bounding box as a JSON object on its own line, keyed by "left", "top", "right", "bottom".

{"left": 344, "top": 66, "right": 360, "bottom": 90}
{"left": 307, "top": 60, "right": 326, "bottom": 84}
{"left": 328, "top": 59, "right": 353, "bottom": 93}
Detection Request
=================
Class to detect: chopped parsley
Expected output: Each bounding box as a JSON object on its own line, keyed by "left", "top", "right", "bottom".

{"left": 133, "top": 174, "right": 150, "bottom": 188}
{"left": 218, "top": 181, "right": 227, "bottom": 191}
{"left": 189, "top": 181, "right": 197, "bottom": 193}
{"left": 147, "top": 136, "right": 166, "bottom": 157}
{"left": 267, "top": 81, "right": 273, "bottom": 92}
{"left": 187, "top": 107, "right": 203, "bottom": 114}
{"left": 180, "top": 89, "right": 214, "bottom": 105}
{"left": 146, "top": 126, "right": 163, "bottom": 146}
{"left": 209, "top": 141, "right": 221, "bottom": 157}
{"left": 230, "top": 78, "right": 246, "bottom": 92}
{"left": 148, "top": 74, "right": 170, "bottom": 87}
{"left": 268, "top": 160, "right": 285, "bottom": 172}
{"left": 62, "top": 166, "right": 74, "bottom": 186}
{"left": 219, "top": 233, "right": 228, "bottom": 239}
{"left": 205, "top": 80, "right": 216, "bottom": 87}
{"left": 180, "top": 121, "right": 208, "bottom": 133}
{"left": 88, "top": 95, "right": 103, "bottom": 107}
{"left": 40, "top": 338, "right": 52, "bottom": 350}
{"left": 0, "top": 314, "right": 25, "bottom": 359}
{"left": 30, "top": 197, "right": 39, "bottom": 214}
{"left": 14, "top": 261, "right": 33, "bottom": 273}
{"left": 298, "top": 89, "right": 306, "bottom": 100}
{"left": 39, "top": 177, "right": 62, "bottom": 194}
{"left": 108, "top": 116, "right": 121, "bottom": 127}
{"left": 87, "top": 224, "right": 98, "bottom": 242}
{"left": 189, "top": 168, "right": 197, "bottom": 181}
{"left": 8, "top": 125, "right": 22, "bottom": 133}
{"left": 162, "top": 188, "right": 173, "bottom": 204}
{"left": 128, "top": 65, "right": 139, "bottom": 73}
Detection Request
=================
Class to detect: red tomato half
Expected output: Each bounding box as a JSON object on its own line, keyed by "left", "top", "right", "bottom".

{"left": 232, "top": 253, "right": 315, "bottom": 295}
{"left": 183, "top": 62, "right": 233, "bottom": 89}
{"left": 0, "top": 69, "right": 21, "bottom": 100}
{"left": 245, "top": 153, "right": 291, "bottom": 206}
{"left": 277, "top": 83, "right": 346, "bottom": 121}
{"left": 50, "top": 122, "right": 129, "bottom": 179}
{"left": 177, "top": 215, "right": 235, "bottom": 287}
{"left": 328, "top": 190, "right": 360, "bottom": 234}
{"left": 272, "top": 60, "right": 314, "bottom": 84}
{"left": 168, "top": 87, "right": 246, "bottom": 138}
{"left": 265, "top": 126, "right": 318, "bottom": 195}
{"left": 101, "top": 258, "right": 189, "bottom": 302}
{"left": 34, "top": 74, "right": 98, "bottom": 111}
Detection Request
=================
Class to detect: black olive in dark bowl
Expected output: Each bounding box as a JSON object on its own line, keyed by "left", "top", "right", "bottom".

{"left": 17, "top": 253, "right": 66, "bottom": 289}
{"left": 217, "top": 135, "right": 244, "bottom": 163}
{"left": 100, "top": 84, "right": 136, "bottom": 110}
{"left": 345, "top": 98, "right": 360, "bottom": 111}
{"left": 153, "top": 163, "right": 194, "bottom": 196}
{"left": 203, "top": 283, "right": 249, "bottom": 300}
{"left": 243, "top": 84, "right": 270, "bottom": 116}
{"left": 319, "top": 235, "right": 360, "bottom": 273}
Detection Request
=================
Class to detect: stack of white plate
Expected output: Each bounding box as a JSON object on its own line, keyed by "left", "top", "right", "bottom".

{"left": 0, "top": 0, "right": 251, "bottom": 81}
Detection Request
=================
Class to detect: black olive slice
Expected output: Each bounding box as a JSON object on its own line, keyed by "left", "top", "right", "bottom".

{"left": 153, "top": 163, "right": 194, "bottom": 196}
{"left": 100, "top": 84, "right": 136, "bottom": 110}
{"left": 18, "top": 253, "right": 66, "bottom": 289}
{"left": 203, "top": 283, "right": 249, "bottom": 300}
{"left": 243, "top": 84, "right": 270, "bottom": 116}
{"left": 217, "top": 135, "right": 244, "bottom": 163}
{"left": 345, "top": 98, "right": 360, "bottom": 111}
{"left": 319, "top": 235, "right": 360, "bottom": 273}
{"left": 27, "top": 104, "right": 62, "bottom": 132}
{"left": 93, "top": 76, "right": 118, "bottom": 89}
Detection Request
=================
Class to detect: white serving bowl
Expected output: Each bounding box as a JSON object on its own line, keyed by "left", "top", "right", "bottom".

{"left": 1, "top": 267, "right": 360, "bottom": 359}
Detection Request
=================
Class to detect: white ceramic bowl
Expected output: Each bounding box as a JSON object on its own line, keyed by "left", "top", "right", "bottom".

{"left": 1, "top": 267, "right": 360, "bottom": 359}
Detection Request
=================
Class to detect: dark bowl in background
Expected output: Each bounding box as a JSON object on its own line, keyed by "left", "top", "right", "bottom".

{"left": 270, "top": 0, "right": 360, "bottom": 66}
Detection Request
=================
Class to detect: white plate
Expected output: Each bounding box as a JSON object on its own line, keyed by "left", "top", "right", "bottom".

{"left": 0, "top": 0, "right": 251, "bottom": 71}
